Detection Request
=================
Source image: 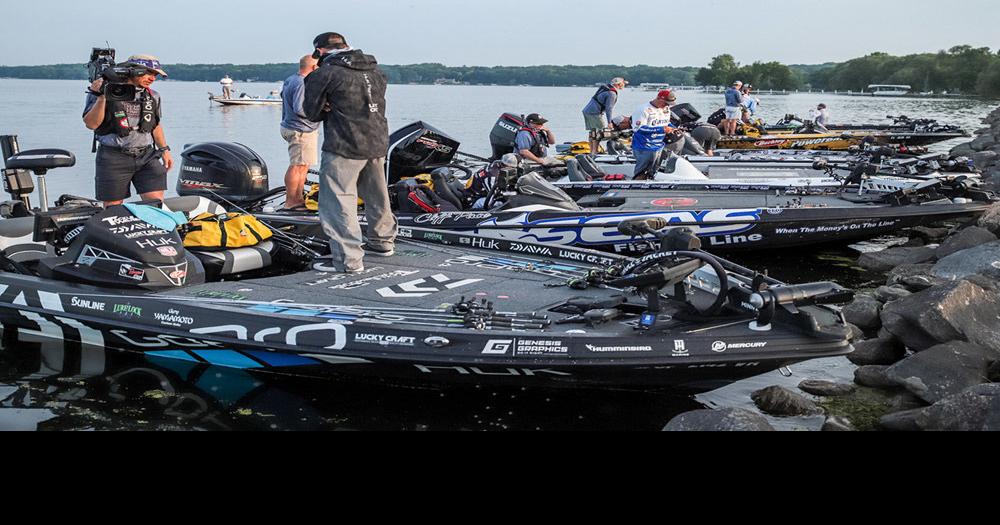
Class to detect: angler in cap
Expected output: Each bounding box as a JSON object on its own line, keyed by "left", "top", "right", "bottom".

{"left": 582, "top": 77, "right": 627, "bottom": 155}
{"left": 722, "top": 80, "right": 744, "bottom": 136}
{"left": 303, "top": 32, "right": 395, "bottom": 274}
{"left": 514, "top": 113, "right": 558, "bottom": 166}
{"left": 630, "top": 90, "right": 680, "bottom": 179}
{"left": 82, "top": 54, "right": 173, "bottom": 207}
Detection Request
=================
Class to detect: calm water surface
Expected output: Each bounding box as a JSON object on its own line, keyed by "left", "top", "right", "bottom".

{"left": 0, "top": 79, "right": 992, "bottom": 430}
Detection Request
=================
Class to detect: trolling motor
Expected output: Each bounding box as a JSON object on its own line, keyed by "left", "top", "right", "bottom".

{"left": 747, "top": 279, "right": 854, "bottom": 332}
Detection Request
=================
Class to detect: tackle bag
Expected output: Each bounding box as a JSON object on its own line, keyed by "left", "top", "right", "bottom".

{"left": 182, "top": 212, "right": 273, "bottom": 251}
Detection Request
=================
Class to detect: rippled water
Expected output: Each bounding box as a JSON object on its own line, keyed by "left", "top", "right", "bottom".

{"left": 0, "top": 79, "right": 992, "bottom": 431}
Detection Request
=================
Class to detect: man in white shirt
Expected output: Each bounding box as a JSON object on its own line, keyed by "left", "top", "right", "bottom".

{"left": 631, "top": 90, "right": 679, "bottom": 179}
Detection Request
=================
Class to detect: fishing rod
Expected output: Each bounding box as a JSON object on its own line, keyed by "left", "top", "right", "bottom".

{"left": 206, "top": 189, "right": 323, "bottom": 258}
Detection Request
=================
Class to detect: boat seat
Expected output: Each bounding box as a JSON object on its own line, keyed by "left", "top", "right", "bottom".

{"left": 565, "top": 159, "right": 591, "bottom": 182}
{"left": 162, "top": 195, "right": 228, "bottom": 219}
{"left": 429, "top": 170, "right": 464, "bottom": 210}
{"left": 190, "top": 240, "right": 278, "bottom": 281}
{"left": 0, "top": 216, "right": 53, "bottom": 263}
{"left": 4, "top": 149, "right": 76, "bottom": 173}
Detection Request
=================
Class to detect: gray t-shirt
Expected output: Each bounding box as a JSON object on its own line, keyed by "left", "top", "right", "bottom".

{"left": 83, "top": 89, "right": 162, "bottom": 149}
{"left": 281, "top": 73, "right": 321, "bottom": 133}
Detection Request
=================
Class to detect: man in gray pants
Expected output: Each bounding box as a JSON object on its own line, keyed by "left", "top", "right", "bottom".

{"left": 304, "top": 32, "right": 396, "bottom": 273}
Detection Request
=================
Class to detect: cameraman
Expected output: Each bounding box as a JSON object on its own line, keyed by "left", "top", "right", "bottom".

{"left": 82, "top": 54, "right": 173, "bottom": 207}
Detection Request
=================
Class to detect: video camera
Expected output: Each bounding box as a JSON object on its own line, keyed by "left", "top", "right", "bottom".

{"left": 87, "top": 48, "right": 140, "bottom": 102}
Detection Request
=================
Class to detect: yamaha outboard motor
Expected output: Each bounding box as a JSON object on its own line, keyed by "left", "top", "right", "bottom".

{"left": 489, "top": 113, "right": 525, "bottom": 160}
{"left": 37, "top": 205, "right": 205, "bottom": 290}
{"left": 387, "top": 121, "right": 460, "bottom": 185}
{"left": 177, "top": 142, "right": 269, "bottom": 203}
{"left": 670, "top": 103, "right": 702, "bottom": 126}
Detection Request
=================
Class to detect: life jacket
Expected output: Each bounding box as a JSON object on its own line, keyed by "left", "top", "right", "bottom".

{"left": 182, "top": 212, "right": 273, "bottom": 251}
{"left": 518, "top": 126, "right": 548, "bottom": 158}
{"left": 589, "top": 84, "right": 618, "bottom": 113}
{"left": 707, "top": 108, "right": 726, "bottom": 125}
{"left": 95, "top": 88, "right": 160, "bottom": 138}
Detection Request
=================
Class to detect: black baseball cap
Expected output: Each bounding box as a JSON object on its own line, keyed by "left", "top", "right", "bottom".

{"left": 313, "top": 32, "right": 347, "bottom": 49}
{"left": 526, "top": 113, "right": 548, "bottom": 124}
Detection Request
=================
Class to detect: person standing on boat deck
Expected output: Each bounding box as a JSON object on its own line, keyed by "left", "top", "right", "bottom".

{"left": 723, "top": 80, "right": 744, "bottom": 136}
{"left": 514, "top": 113, "right": 558, "bottom": 166}
{"left": 813, "top": 103, "right": 830, "bottom": 132}
{"left": 220, "top": 74, "right": 234, "bottom": 99}
{"left": 631, "top": 90, "right": 679, "bottom": 179}
{"left": 279, "top": 55, "right": 320, "bottom": 212}
{"left": 582, "top": 77, "right": 627, "bottom": 155}
{"left": 741, "top": 84, "right": 759, "bottom": 122}
{"left": 303, "top": 32, "right": 395, "bottom": 274}
{"left": 82, "top": 54, "right": 173, "bottom": 207}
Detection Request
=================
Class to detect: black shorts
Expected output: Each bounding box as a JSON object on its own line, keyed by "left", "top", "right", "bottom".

{"left": 95, "top": 145, "right": 167, "bottom": 201}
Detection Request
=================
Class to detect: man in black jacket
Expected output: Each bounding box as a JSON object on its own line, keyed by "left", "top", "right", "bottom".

{"left": 304, "top": 32, "right": 396, "bottom": 273}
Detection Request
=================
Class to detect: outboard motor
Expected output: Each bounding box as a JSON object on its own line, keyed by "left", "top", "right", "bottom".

{"left": 36, "top": 205, "right": 205, "bottom": 290}
{"left": 177, "top": 142, "right": 269, "bottom": 203}
{"left": 489, "top": 113, "right": 526, "bottom": 160}
{"left": 387, "top": 121, "right": 460, "bottom": 185}
{"left": 670, "top": 103, "right": 702, "bottom": 126}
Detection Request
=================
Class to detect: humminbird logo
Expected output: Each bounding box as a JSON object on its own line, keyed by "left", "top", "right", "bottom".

{"left": 585, "top": 344, "right": 653, "bottom": 353}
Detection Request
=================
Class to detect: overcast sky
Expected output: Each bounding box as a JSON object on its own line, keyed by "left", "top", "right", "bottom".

{"left": 5, "top": 0, "right": 999, "bottom": 67}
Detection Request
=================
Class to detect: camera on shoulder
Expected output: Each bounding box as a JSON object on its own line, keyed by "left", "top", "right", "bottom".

{"left": 87, "top": 48, "right": 139, "bottom": 102}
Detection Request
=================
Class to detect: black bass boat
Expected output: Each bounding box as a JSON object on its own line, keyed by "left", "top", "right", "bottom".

{"left": 201, "top": 124, "right": 994, "bottom": 254}
{"left": 764, "top": 114, "right": 969, "bottom": 146}
{"left": 0, "top": 142, "right": 854, "bottom": 391}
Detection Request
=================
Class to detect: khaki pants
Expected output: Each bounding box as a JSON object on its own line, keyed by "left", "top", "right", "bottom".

{"left": 318, "top": 152, "right": 397, "bottom": 271}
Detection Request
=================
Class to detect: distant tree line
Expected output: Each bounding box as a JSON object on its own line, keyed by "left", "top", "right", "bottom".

{"left": 698, "top": 46, "right": 1000, "bottom": 97}
{"left": 1, "top": 45, "right": 998, "bottom": 97}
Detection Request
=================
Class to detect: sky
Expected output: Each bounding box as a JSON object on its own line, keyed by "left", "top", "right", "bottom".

{"left": 5, "top": 0, "right": 999, "bottom": 67}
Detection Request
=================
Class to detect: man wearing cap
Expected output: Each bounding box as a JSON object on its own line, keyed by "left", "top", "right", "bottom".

{"left": 83, "top": 54, "right": 173, "bottom": 207}
{"left": 514, "top": 113, "right": 557, "bottom": 166}
{"left": 303, "top": 32, "right": 395, "bottom": 274}
{"left": 630, "top": 90, "right": 680, "bottom": 179}
{"left": 582, "top": 77, "right": 627, "bottom": 155}
{"left": 723, "top": 80, "right": 744, "bottom": 136}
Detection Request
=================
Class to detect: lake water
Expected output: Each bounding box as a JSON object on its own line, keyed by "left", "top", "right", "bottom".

{"left": 0, "top": 79, "right": 992, "bottom": 430}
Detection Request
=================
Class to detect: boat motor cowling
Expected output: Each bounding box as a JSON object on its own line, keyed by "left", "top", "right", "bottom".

{"left": 177, "top": 142, "right": 269, "bottom": 203}
{"left": 387, "top": 122, "right": 460, "bottom": 185}
{"left": 36, "top": 205, "right": 205, "bottom": 290}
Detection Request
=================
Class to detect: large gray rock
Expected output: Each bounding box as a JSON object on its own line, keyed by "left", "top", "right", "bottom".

{"left": 978, "top": 203, "right": 1000, "bottom": 235}
{"left": 915, "top": 384, "right": 1000, "bottom": 431}
{"left": 855, "top": 366, "right": 898, "bottom": 389}
{"left": 879, "top": 409, "right": 925, "bottom": 431}
{"left": 932, "top": 240, "right": 1000, "bottom": 281}
{"left": 822, "top": 416, "right": 856, "bottom": 432}
{"left": 751, "top": 386, "right": 823, "bottom": 416}
{"left": 848, "top": 337, "right": 906, "bottom": 366}
{"left": 885, "top": 342, "right": 1000, "bottom": 404}
{"left": 663, "top": 408, "right": 775, "bottom": 431}
{"left": 875, "top": 285, "right": 912, "bottom": 304}
{"left": 910, "top": 226, "right": 952, "bottom": 242}
{"left": 847, "top": 323, "right": 864, "bottom": 342}
{"left": 881, "top": 280, "right": 1000, "bottom": 352}
{"left": 973, "top": 150, "right": 999, "bottom": 169}
{"left": 857, "top": 246, "right": 937, "bottom": 273}
{"left": 950, "top": 144, "right": 976, "bottom": 158}
{"left": 842, "top": 296, "right": 882, "bottom": 330}
{"left": 886, "top": 263, "right": 942, "bottom": 292}
{"left": 935, "top": 227, "right": 998, "bottom": 259}
{"left": 970, "top": 134, "right": 996, "bottom": 152}
{"left": 799, "top": 380, "right": 856, "bottom": 397}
